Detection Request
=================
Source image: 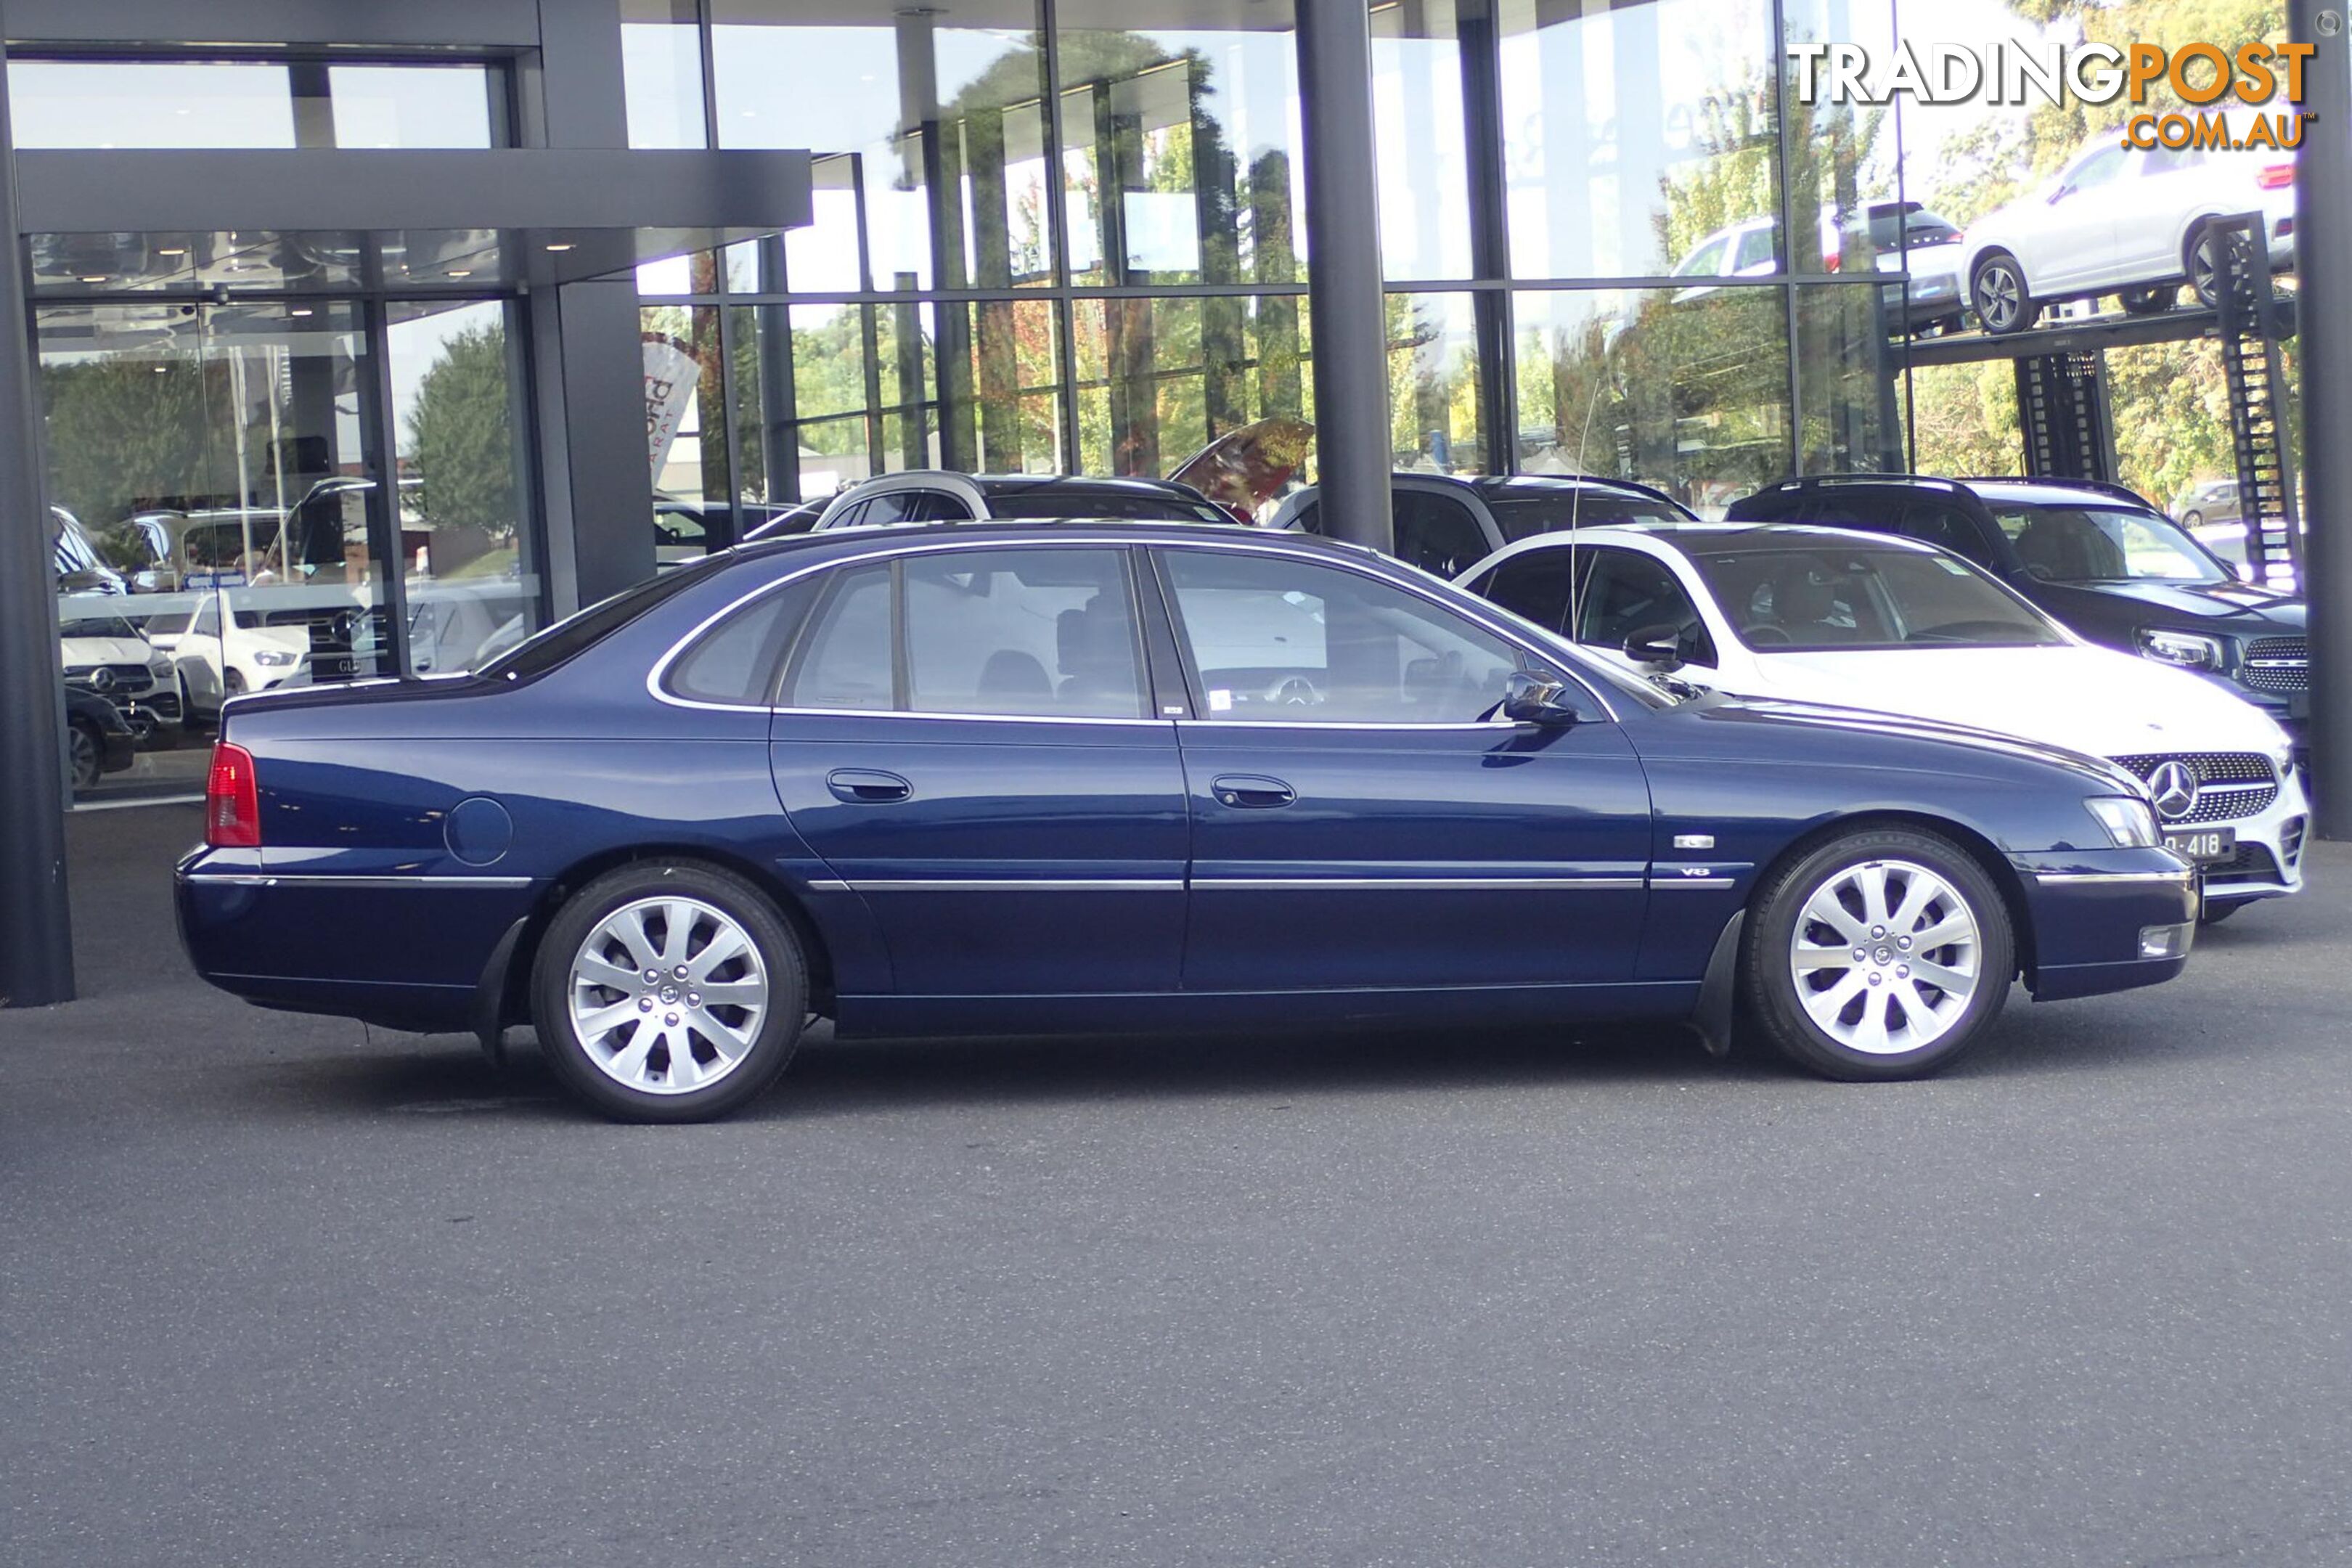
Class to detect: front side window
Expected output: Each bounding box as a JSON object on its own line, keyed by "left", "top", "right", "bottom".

{"left": 1160, "top": 550, "right": 1520, "bottom": 724}
{"left": 782, "top": 549, "right": 1148, "bottom": 719}
{"left": 1477, "top": 552, "right": 1580, "bottom": 634}
{"left": 1993, "top": 505, "right": 2229, "bottom": 584}
{"left": 1574, "top": 550, "right": 1717, "bottom": 666}
{"left": 1392, "top": 492, "right": 1491, "bottom": 579}
{"left": 1895, "top": 502, "right": 1993, "bottom": 565}
{"left": 1683, "top": 544, "right": 2066, "bottom": 650}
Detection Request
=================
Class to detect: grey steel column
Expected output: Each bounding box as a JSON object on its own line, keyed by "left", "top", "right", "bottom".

{"left": 2292, "top": 0, "right": 2352, "bottom": 833}
{"left": 1296, "top": 0, "right": 1393, "bottom": 552}
{"left": 0, "top": 33, "right": 75, "bottom": 1005}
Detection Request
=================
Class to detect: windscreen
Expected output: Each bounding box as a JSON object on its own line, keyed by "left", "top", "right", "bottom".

{"left": 1683, "top": 544, "right": 2065, "bottom": 652}
{"left": 59, "top": 615, "right": 142, "bottom": 641}
{"left": 1485, "top": 491, "right": 1691, "bottom": 541}
{"left": 1989, "top": 505, "right": 2230, "bottom": 585}
{"left": 986, "top": 488, "right": 1226, "bottom": 523}
{"left": 478, "top": 560, "right": 713, "bottom": 681}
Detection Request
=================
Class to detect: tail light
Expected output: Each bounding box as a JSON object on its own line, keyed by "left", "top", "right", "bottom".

{"left": 205, "top": 741, "right": 261, "bottom": 847}
{"left": 2258, "top": 163, "right": 2294, "bottom": 189}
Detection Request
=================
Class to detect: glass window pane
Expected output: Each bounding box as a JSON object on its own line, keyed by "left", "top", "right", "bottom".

{"left": 1392, "top": 489, "right": 1489, "bottom": 579}
{"left": 1500, "top": 0, "right": 1780, "bottom": 280}
{"left": 666, "top": 578, "right": 817, "bottom": 705}
{"left": 935, "top": 298, "right": 1066, "bottom": 474}
{"left": 1388, "top": 293, "right": 1485, "bottom": 476}
{"left": 1793, "top": 283, "right": 1904, "bottom": 474}
{"left": 784, "top": 564, "right": 892, "bottom": 708}
{"left": 9, "top": 62, "right": 296, "bottom": 149}
{"left": 1056, "top": 2, "right": 1304, "bottom": 289}
{"left": 1074, "top": 293, "right": 1312, "bottom": 478}
{"left": 623, "top": 0, "right": 709, "bottom": 150}
{"left": 1575, "top": 548, "right": 1715, "bottom": 665}
{"left": 1161, "top": 548, "right": 1517, "bottom": 724}
{"left": 642, "top": 301, "right": 728, "bottom": 524}
{"left": 388, "top": 299, "right": 537, "bottom": 675}
{"left": 327, "top": 65, "right": 494, "bottom": 149}
{"left": 905, "top": 548, "right": 1143, "bottom": 717}
{"left": 1372, "top": 0, "right": 1474, "bottom": 282}
{"left": 714, "top": 2, "right": 1050, "bottom": 293}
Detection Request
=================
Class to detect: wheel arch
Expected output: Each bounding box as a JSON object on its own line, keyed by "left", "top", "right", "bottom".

{"left": 490, "top": 843, "right": 839, "bottom": 1034}
{"left": 1747, "top": 810, "right": 2038, "bottom": 984}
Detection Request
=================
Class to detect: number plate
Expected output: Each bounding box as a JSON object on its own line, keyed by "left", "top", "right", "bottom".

{"left": 2165, "top": 827, "right": 2237, "bottom": 863}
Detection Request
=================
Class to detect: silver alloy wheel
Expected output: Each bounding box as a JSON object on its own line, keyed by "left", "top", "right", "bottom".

{"left": 1975, "top": 262, "right": 2022, "bottom": 331}
{"left": 566, "top": 894, "right": 770, "bottom": 1095}
{"left": 1788, "top": 858, "right": 1982, "bottom": 1055}
{"left": 67, "top": 724, "right": 99, "bottom": 790}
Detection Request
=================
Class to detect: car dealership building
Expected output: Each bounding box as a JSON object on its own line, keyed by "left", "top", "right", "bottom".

{"left": 0, "top": 0, "right": 2348, "bottom": 1006}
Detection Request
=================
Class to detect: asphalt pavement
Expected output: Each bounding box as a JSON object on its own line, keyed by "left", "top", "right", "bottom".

{"left": 5, "top": 804, "right": 2351, "bottom": 1567}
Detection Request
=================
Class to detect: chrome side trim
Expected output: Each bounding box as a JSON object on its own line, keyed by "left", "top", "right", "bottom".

{"left": 771, "top": 704, "right": 1166, "bottom": 728}
{"left": 2032, "top": 870, "right": 2197, "bottom": 886}
{"left": 851, "top": 878, "right": 1183, "bottom": 893}
{"left": 803, "top": 878, "right": 853, "bottom": 894}
{"left": 184, "top": 873, "right": 535, "bottom": 889}
{"left": 1649, "top": 875, "right": 1736, "bottom": 889}
{"left": 1194, "top": 875, "right": 1643, "bottom": 891}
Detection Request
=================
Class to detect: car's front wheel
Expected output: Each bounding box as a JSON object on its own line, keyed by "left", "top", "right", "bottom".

{"left": 1971, "top": 252, "right": 2038, "bottom": 335}
{"left": 66, "top": 719, "right": 102, "bottom": 791}
{"left": 1742, "top": 828, "right": 2014, "bottom": 1081}
{"left": 531, "top": 861, "right": 809, "bottom": 1122}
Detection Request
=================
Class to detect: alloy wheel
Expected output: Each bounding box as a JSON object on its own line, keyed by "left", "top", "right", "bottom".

{"left": 566, "top": 895, "right": 771, "bottom": 1095}
{"left": 1787, "top": 859, "right": 1982, "bottom": 1055}
{"left": 67, "top": 724, "right": 99, "bottom": 791}
{"left": 1975, "top": 263, "right": 2022, "bottom": 332}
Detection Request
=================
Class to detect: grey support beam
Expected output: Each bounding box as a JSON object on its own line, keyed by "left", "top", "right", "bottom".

{"left": 1295, "top": 0, "right": 1393, "bottom": 553}
{"left": 547, "top": 278, "right": 658, "bottom": 607}
{"left": 2292, "top": 0, "right": 2352, "bottom": 833}
{"left": 0, "top": 38, "right": 73, "bottom": 1006}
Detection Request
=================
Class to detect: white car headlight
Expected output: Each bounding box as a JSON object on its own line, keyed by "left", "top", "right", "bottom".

{"left": 250, "top": 648, "right": 298, "bottom": 669}
{"left": 2086, "top": 796, "right": 2160, "bottom": 849}
{"left": 2137, "top": 628, "right": 2223, "bottom": 670}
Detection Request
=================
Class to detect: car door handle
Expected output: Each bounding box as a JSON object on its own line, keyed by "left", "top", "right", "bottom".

{"left": 1211, "top": 774, "right": 1296, "bottom": 809}
{"left": 826, "top": 768, "right": 911, "bottom": 804}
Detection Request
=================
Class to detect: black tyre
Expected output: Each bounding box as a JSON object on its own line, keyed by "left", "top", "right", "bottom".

{"left": 66, "top": 719, "right": 102, "bottom": 791}
{"left": 2181, "top": 509, "right": 2205, "bottom": 529}
{"left": 2118, "top": 285, "right": 2176, "bottom": 316}
{"left": 1971, "top": 252, "right": 2038, "bottom": 335}
{"left": 531, "top": 859, "right": 809, "bottom": 1122}
{"left": 1741, "top": 827, "right": 2015, "bottom": 1082}
{"left": 2188, "top": 226, "right": 2221, "bottom": 307}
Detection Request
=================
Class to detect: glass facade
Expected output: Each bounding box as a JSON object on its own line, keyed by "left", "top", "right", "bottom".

{"left": 634, "top": 0, "right": 1920, "bottom": 520}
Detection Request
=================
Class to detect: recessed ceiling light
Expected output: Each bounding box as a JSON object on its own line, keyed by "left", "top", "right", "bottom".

{"left": 544, "top": 242, "right": 575, "bottom": 252}
{"left": 79, "top": 274, "right": 107, "bottom": 283}
{"left": 157, "top": 248, "right": 188, "bottom": 257}
{"left": 289, "top": 307, "right": 314, "bottom": 317}
{"left": 446, "top": 269, "right": 473, "bottom": 277}
{"left": 151, "top": 364, "right": 168, "bottom": 373}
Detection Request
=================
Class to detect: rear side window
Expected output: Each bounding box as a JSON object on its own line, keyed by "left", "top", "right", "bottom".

{"left": 663, "top": 578, "right": 819, "bottom": 706}
{"left": 1392, "top": 491, "right": 1490, "bottom": 579}
{"left": 1479, "top": 551, "right": 1579, "bottom": 634}
{"left": 1894, "top": 502, "right": 1994, "bottom": 565}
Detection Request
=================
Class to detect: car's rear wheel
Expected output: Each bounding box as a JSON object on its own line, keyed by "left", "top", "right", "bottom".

{"left": 66, "top": 719, "right": 102, "bottom": 791}
{"left": 2187, "top": 224, "right": 2235, "bottom": 308}
{"left": 531, "top": 861, "right": 807, "bottom": 1122}
{"left": 1971, "top": 252, "right": 2037, "bottom": 335}
{"left": 2118, "top": 285, "right": 2175, "bottom": 316}
{"left": 2181, "top": 508, "right": 2205, "bottom": 528}
{"left": 1742, "top": 828, "right": 2014, "bottom": 1081}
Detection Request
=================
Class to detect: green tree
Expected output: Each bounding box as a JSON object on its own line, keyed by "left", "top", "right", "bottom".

{"left": 404, "top": 323, "right": 518, "bottom": 576}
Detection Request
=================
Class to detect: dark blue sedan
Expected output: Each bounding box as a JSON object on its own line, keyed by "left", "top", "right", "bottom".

{"left": 179, "top": 523, "right": 2196, "bottom": 1121}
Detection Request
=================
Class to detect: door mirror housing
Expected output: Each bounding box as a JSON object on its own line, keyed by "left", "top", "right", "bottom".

{"left": 1622, "top": 624, "right": 1686, "bottom": 671}
{"left": 1500, "top": 669, "right": 1581, "bottom": 727}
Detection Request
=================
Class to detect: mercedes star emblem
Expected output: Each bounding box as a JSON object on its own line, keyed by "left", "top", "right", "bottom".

{"left": 86, "top": 668, "right": 113, "bottom": 692}
{"left": 2147, "top": 760, "right": 2200, "bottom": 821}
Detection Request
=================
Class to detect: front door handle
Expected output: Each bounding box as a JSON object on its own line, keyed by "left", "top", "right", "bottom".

{"left": 826, "top": 768, "right": 912, "bottom": 804}
{"left": 1211, "top": 774, "right": 1296, "bottom": 809}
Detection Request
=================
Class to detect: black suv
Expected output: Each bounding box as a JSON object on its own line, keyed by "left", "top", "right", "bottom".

{"left": 1724, "top": 475, "right": 2307, "bottom": 743}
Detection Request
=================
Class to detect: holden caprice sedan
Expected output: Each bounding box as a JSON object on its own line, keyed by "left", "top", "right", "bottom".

{"left": 179, "top": 523, "right": 2196, "bottom": 1122}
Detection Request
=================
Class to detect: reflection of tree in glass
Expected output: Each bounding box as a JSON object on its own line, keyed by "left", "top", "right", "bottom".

{"left": 405, "top": 322, "right": 518, "bottom": 578}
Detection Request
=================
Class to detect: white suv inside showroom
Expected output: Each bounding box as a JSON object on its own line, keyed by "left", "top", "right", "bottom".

{"left": 1965, "top": 130, "right": 2295, "bottom": 333}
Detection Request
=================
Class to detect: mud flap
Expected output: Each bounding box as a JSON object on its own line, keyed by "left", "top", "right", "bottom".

{"left": 1689, "top": 909, "right": 1744, "bottom": 1060}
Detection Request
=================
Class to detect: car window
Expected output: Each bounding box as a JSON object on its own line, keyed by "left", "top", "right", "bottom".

{"left": 478, "top": 563, "right": 716, "bottom": 680}
{"left": 1392, "top": 491, "right": 1491, "bottom": 579}
{"left": 653, "top": 506, "right": 707, "bottom": 550}
{"left": 663, "top": 578, "right": 820, "bottom": 706}
{"left": 59, "top": 615, "right": 141, "bottom": 641}
{"left": 1160, "top": 549, "right": 1520, "bottom": 724}
{"left": 190, "top": 598, "right": 219, "bottom": 637}
{"left": 1991, "top": 505, "right": 2228, "bottom": 584}
{"left": 1674, "top": 235, "right": 1730, "bottom": 277}
{"left": 783, "top": 564, "right": 893, "bottom": 709}
{"left": 1731, "top": 224, "right": 1777, "bottom": 271}
{"left": 1573, "top": 548, "right": 1717, "bottom": 667}
{"left": 1894, "top": 502, "right": 1993, "bottom": 565}
{"left": 1485, "top": 489, "right": 1691, "bottom": 539}
{"left": 1683, "top": 543, "right": 2062, "bottom": 650}
{"left": 2062, "top": 146, "right": 2126, "bottom": 194}
{"left": 905, "top": 491, "right": 973, "bottom": 522}
{"left": 1476, "top": 551, "right": 1580, "bottom": 634}
{"left": 2141, "top": 144, "right": 2205, "bottom": 175}
{"left": 1793, "top": 495, "right": 1895, "bottom": 531}
{"left": 903, "top": 548, "right": 1145, "bottom": 717}
{"left": 142, "top": 610, "right": 192, "bottom": 636}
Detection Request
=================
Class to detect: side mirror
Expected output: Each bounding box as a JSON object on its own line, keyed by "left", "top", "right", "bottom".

{"left": 1622, "top": 624, "right": 1686, "bottom": 671}
{"left": 1500, "top": 669, "right": 1581, "bottom": 727}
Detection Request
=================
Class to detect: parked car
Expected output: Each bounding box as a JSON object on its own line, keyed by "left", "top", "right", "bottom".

{"left": 63, "top": 682, "right": 136, "bottom": 791}
{"left": 142, "top": 592, "right": 315, "bottom": 717}
{"left": 49, "top": 505, "right": 126, "bottom": 595}
{"left": 1267, "top": 473, "right": 1698, "bottom": 580}
{"left": 739, "top": 497, "right": 830, "bottom": 544}
{"left": 1669, "top": 202, "right": 1969, "bottom": 332}
{"left": 1723, "top": 476, "right": 2307, "bottom": 747}
{"left": 1962, "top": 128, "right": 2295, "bottom": 334}
{"left": 180, "top": 523, "right": 2196, "bottom": 1122}
{"left": 2172, "top": 477, "right": 2242, "bottom": 531}
{"left": 1461, "top": 522, "right": 2303, "bottom": 923}
{"left": 57, "top": 610, "right": 182, "bottom": 741}
{"left": 654, "top": 496, "right": 806, "bottom": 566}
{"left": 809, "top": 471, "right": 1234, "bottom": 530}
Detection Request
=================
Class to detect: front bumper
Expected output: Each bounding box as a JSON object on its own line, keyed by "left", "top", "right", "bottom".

{"left": 2186, "top": 767, "right": 2308, "bottom": 905}
{"left": 2012, "top": 848, "right": 2199, "bottom": 1001}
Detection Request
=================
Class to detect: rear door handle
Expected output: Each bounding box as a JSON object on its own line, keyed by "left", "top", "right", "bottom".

{"left": 1211, "top": 774, "right": 1296, "bottom": 809}
{"left": 826, "top": 768, "right": 912, "bottom": 804}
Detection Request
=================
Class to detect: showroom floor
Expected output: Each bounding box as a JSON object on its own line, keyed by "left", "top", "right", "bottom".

{"left": 7, "top": 807, "right": 2351, "bottom": 1566}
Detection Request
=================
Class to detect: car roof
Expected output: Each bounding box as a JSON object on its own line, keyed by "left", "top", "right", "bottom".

{"left": 1951, "top": 478, "right": 2155, "bottom": 510}
{"left": 1496, "top": 521, "right": 1950, "bottom": 556}
{"left": 732, "top": 516, "right": 1365, "bottom": 562}
{"left": 969, "top": 473, "right": 1197, "bottom": 496}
